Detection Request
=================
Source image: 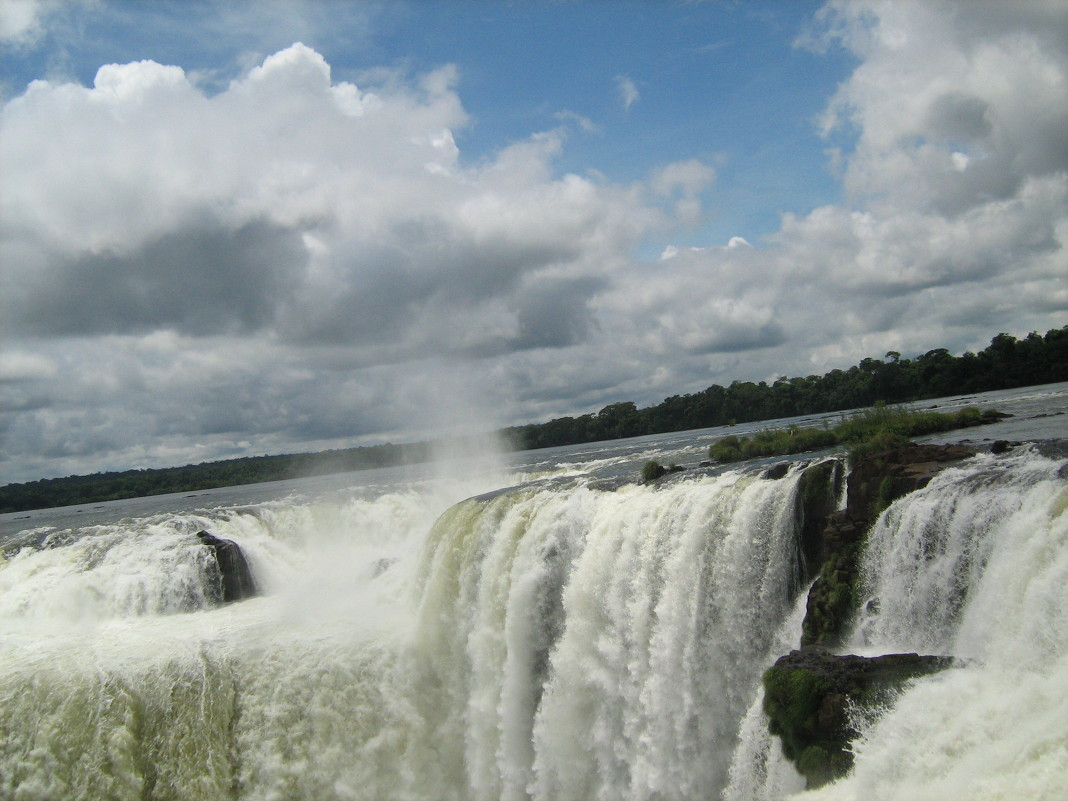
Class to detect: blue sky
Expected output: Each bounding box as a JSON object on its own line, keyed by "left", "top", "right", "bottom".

{"left": 1, "top": 0, "right": 1066, "bottom": 483}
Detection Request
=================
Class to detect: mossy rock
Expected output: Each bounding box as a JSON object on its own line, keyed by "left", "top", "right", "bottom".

{"left": 763, "top": 649, "right": 954, "bottom": 789}
{"left": 762, "top": 666, "right": 834, "bottom": 761}
{"left": 799, "top": 445, "right": 974, "bottom": 647}
{"left": 641, "top": 461, "right": 684, "bottom": 482}
{"left": 796, "top": 460, "right": 842, "bottom": 577}
{"left": 800, "top": 513, "right": 865, "bottom": 648}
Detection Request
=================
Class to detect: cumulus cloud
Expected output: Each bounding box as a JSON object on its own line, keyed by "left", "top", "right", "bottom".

{"left": 0, "top": 42, "right": 679, "bottom": 480}
{"left": 0, "top": 44, "right": 653, "bottom": 358}
{"left": 651, "top": 159, "right": 717, "bottom": 226}
{"left": 579, "top": 0, "right": 1066, "bottom": 400}
{"left": 3, "top": 1, "right": 1067, "bottom": 484}
{"left": 811, "top": 0, "right": 1068, "bottom": 217}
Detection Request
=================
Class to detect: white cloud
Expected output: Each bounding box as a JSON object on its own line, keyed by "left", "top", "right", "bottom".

{"left": 1, "top": 43, "right": 654, "bottom": 357}
{"left": 3, "top": 2, "right": 1067, "bottom": 484}
{"left": 650, "top": 159, "right": 716, "bottom": 226}
{"left": 0, "top": 351, "right": 57, "bottom": 381}
{"left": 0, "top": 42, "right": 676, "bottom": 481}
{"left": 574, "top": 0, "right": 1067, "bottom": 403}
{"left": 811, "top": 0, "right": 1068, "bottom": 216}
{"left": 0, "top": 0, "right": 50, "bottom": 43}
{"left": 615, "top": 75, "right": 639, "bottom": 110}
{"left": 554, "top": 109, "right": 599, "bottom": 133}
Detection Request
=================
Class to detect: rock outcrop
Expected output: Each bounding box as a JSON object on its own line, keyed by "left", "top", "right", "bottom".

{"left": 762, "top": 442, "right": 976, "bottom": 787}
{"left": 799, "top": 443, "right": 973, "bottom": 648}
{"left": 846, "top": 442, "right": 974, "bottom": 522}
{"left": 195, "top": 530, "right": 258, "bottom": 603}
{"left": 763, "top": 649, "right": 954, "bottom": 788}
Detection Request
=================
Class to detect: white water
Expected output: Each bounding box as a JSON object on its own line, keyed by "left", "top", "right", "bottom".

{"left": 2, "top": 432, "right": 1067, "bottom": 799}
{"left": 792, "top": 448, "right": 1068, "bottom": 801}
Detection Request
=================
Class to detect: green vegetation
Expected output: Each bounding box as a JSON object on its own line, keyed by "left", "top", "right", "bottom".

{"left": 2, "top": 327, "right": 1063, "bottom": 513}
{"left": 709, "top": 427, "right": 839, "bottom": 462}
{"left": 512, "top": 327, "right": 1066, "bottom": 450}
{"left": 709, "top": 405, "right": 1004, "bottom": 464}
{"left": 762, "top": 666, "right": 835, "bottom": 765}
{"left": 640, "top": 460, "right": 684, "bottom": 482}
{"left": 801, "top": 537, "right": 864, "bottom": 648}
{"left": 763, "top": 652, "right": 954, "bottom": 789}
{"left": 641, "top": 460, "right": 668, "bottom": 482}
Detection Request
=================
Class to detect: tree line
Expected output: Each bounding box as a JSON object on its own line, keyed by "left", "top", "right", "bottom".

{"left": 507, "top": 327, "right": 1068, "bottom": 449}
{"left": 1, "top": 441, "right": 437, "bottom": 515}
{"left": 2, "top": 327, "right": 1065, "bottom": 513}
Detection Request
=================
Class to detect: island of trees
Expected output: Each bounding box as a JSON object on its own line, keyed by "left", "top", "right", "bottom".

{"left": 2, "top": 327, "right": 1065, "bottom": 513}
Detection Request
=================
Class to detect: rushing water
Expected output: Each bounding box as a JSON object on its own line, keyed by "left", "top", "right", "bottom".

{"left": 2, "top": 384, "right": 1067, "bottom": 800}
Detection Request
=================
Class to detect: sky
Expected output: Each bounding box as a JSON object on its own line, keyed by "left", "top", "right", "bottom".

{"left": 1, "top": 1, "right": 1066, "bottom": 485}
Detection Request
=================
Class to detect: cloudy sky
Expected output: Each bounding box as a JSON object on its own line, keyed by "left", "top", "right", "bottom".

{"left": 1, "top": 0, "right": 1066, "bottom": 484}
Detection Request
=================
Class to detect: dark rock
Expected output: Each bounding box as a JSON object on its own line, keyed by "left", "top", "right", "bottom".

{"left": 796, "top": 460, "right": 843, "bottom": 575}
{"left": 846, "top": 443, "right": 974, "bottom": 523}
{"left": 800, "top": 512, "right": 866, "bottom": 648}
{"left": 763, "top": 462, "right": 790, "bottom": 480}
{"left": 990, "top": 440, "right": 1016, "bottom": 454}
{"left": 196, "top": 530, "right": 258, "bottom": 603}
{"left": 981, "top": 409, "right": 1012, "bottom": 420}
{"left": 800, "top": 444, "right": 973, "bottom": 648}
{"left": 641, "top": 462, "right": 685, "bottom": 482}
{"left": 763, "top": 649, "right": 954, "bottom": 789}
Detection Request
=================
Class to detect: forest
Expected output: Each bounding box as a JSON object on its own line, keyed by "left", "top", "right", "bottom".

{"left": 509, "top": 327, "right": 1068, "bottom": 449}
{"left": 2, "top": 327, "right": 1066, "bottom": 513}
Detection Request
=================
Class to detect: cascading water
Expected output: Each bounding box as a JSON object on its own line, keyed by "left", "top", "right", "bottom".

{"left": 793, "top": 448, "right": 1068, "bottom": 801}
{"left": 0, "top": 462, "right": 809, "bottom": 801}
{"left": 1, "top": 439, "right": 1066, "bottom": 800}
{"left": 410, "top": 467, "right": 806, "bottom": 801}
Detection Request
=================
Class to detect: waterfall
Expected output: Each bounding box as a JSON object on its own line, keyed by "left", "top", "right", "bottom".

{"left": 409, "top": 467, "right": 806, "bottom": 801}
{"left": 797, "top": 449, "right": 1068, "bottom": 801}
{"left": 1, "top": 445, "right": 1066, "bottom": 800}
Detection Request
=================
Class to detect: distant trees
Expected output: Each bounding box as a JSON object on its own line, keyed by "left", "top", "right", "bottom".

{"left": 0, "top": 441, "right": 435, "bottom": 514}
{"left": 512, "top": 326, "right": 1068, "bottom": 450}
{"left": 2, "top": 327, "right": 1066, "bottom": 513}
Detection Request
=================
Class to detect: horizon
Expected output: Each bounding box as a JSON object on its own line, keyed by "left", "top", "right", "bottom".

{"left": 2, "top": 1, "right": 1066, "bottom": 484}
{"left": 4, "top": 325, "right": 1059, "bottom": 491}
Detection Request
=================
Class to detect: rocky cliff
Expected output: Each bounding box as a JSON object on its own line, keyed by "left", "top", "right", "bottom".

{"left": 764, "top": 443, "right": 976, "bottom": 788}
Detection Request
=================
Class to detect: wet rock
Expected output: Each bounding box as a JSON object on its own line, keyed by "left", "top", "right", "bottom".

{"left": 196, "top": 530, "right": 258, "bottom": 603}
{"left": 800, "top": 444, "right": 973, "bottom": 648}
{"left": 763, "top": 649, "right": 954, "bottom": 789}
{"left": 800, "top": 512, "right": 866, "bottom": 648}
{"left": 762, "top": 462, "right": 790, "bottom": 480}
{"left": 847, "top": 443, "right": 974, "bottom": 522}
{"left": 796, "top": 460, "right": 843, "bottom": 572}
{"left": 641, "top": 461, "right": 685, "bottom": 483}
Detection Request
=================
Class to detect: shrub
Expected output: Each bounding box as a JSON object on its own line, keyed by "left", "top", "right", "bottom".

{"left": 708, "top": 405, "right": 1002, "bottom": 465}
{"left": 642, "top": 460, "right": 668, "bottom": 482}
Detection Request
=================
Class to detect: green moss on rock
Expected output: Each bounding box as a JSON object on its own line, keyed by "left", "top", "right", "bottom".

{"left": 763, "top": 650, "right": 954, "bottom": 789}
